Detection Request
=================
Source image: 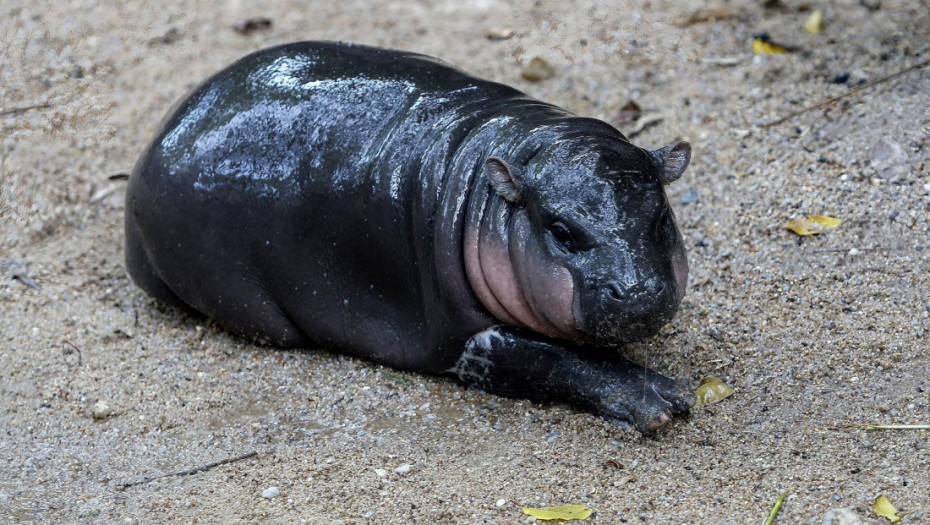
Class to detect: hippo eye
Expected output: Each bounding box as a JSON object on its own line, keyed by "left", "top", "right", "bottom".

{"left": 548, "top": 220, "right": 579, "bottom": 253}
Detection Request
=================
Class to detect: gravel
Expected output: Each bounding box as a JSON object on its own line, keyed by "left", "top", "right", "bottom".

{"left": 1, "top": 0, "right": 927, "bottom": 523}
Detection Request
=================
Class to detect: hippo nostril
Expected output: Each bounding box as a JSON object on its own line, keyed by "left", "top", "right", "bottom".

{"left": 655, "top": 281, "right": 666, "bottom": 296}
{"left": 606, "top": 282, "right": 623, "bottom": 302}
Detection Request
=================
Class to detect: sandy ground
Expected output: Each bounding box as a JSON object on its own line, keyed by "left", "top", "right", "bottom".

{"left": 2, "top": 0, "right": 929, "bottom": 523}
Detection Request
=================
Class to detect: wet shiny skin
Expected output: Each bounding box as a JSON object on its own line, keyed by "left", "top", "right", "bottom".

{"left": 126, "top": 41, "right": 693, "bottom": 430}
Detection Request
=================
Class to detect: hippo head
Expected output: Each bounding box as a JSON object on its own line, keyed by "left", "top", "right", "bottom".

{"left": 465, "top": 137, "right": 690, "bottom": 345}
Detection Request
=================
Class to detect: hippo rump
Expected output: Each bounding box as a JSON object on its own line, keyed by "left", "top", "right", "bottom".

{"left": 125, "top": 41, "right": 694, "bottom": 432}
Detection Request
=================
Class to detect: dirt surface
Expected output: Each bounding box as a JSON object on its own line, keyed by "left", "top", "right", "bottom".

{"left": 2, "top": 0, "right": 928, "bottom": 523}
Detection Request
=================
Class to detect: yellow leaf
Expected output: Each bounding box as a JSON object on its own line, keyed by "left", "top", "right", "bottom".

{"left": 785, "top": 215, "right": 841, "bottom": 235}
{"left": 804, "top": 9, "right": 824, "bottom": 34}
{"left": 874, "top": 495, "right": 902, "bottom": 523}
{"left": 694, "top": 376, "right": 735, "bottom": 406}
{"left": 753, "top": 39, "right": 789, "bottom": 54}
{"left": 522, "top": 504, "right": 593, "bottom": 521}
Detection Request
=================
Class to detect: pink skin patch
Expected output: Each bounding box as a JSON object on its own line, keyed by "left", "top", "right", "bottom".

{"left": 509, "top": 213, "right": 579, "bottom": 339}
{"left": 463, "top": 211, "right": 520, "bottom": 326}
{"left": 464, "top": 207, "right": 579, "bottom": 340}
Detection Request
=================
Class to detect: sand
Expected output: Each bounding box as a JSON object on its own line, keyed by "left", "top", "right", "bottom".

{"left": 1, "top": 0, "right": 928, "bottom": 523}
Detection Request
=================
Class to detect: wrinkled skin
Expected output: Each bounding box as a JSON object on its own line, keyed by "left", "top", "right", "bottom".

{"left": 126, "top": 41, "right": 694, "bottom": 432}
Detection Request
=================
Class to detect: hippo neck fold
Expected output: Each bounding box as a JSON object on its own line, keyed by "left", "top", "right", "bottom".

{"left": 410, "top": 93, "right": 627, "bottom": 343}
{"left": 444, "top": 108, "right": 603, "bottom": 340}
{"left": 463, "top": 188, "right": 579, "bottom": 340}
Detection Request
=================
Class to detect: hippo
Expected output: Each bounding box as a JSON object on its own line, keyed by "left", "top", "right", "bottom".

{"left": 125, "top": 41, "right": 694, "bottom": 432}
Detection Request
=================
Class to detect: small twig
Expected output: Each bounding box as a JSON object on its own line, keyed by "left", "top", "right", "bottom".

{"left": 762, "top": 59, "right": 930, "bottom": 128}
{"left": 0, "top": 102, "right": 53, "bottom": 117}
{"left": 625, "top": 114, "right": 664, "bottom": 138}
{"left": 117, "top": 451, "right": 257, "bottom": 490}
{"left": 763, "top": 492, "right": 787, "bottom": 525}
{"left": 11, "top": 273, "right": 40, "bottom": 290}
{"left": 61, "top": 340, "right": 83, "bottom": 368}
{"left": 812, "top": 248, "right": 876, "bottom": 253}
{"left": 853, "top": 424, "right": 930, "bottom": 430}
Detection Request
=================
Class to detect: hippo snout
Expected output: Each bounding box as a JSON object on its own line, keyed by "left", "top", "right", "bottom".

{"left": 604, "top": 279, "right": 666, "bottom": 304}
{"left": 586, "top": 277, "right": 679, "bottom": 343}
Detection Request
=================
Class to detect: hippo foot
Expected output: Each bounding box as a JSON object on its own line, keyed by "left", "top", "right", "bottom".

{"left": 451, "top": 325, "right": 693, "bottom": 433}
{"left": 588, "top": 362, "right": 694, "bottom": 432}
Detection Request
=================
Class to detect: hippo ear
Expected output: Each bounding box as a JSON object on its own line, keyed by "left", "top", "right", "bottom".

{"left": 485, "top": 157, "right": 523, "bottom": 203}
{"left": 650, "top": 140, "right": 691, "bottom": 184}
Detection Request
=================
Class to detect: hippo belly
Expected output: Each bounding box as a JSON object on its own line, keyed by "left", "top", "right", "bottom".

{"left": 126, "top": 41, "right": 695, "bottom": 431}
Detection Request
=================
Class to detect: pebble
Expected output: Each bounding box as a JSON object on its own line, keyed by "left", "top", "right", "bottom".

{"left": 91, "top": 401, "right": 113, "bottom": 420}
{"left": 680, "top": 187, "right": 699, "bottom": 205}
{"left": 521, "top": 57, "right": 556, "bottom": 82}
{"left": 869, "top": 138, "right": 909, "bottom": 179}
{"left": 820, "top": 506, "right": 864, "bottom": 524}
{"left": 394, "top": 463, "right": 411, "bottom": 475}
{"left": 261, "top": 487, "right": 280, "bottom": 499}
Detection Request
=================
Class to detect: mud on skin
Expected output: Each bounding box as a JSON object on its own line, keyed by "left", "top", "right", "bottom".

{"left": 125, "top": 41, "right": 694, "bottom": 432}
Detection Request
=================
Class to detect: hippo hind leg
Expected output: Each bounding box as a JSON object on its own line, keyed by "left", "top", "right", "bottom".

{"left": 125, "top": 217, "right": 187, "bottom": 308}
{"left": 126, "top": 218, "right": 310, "bottom": 347}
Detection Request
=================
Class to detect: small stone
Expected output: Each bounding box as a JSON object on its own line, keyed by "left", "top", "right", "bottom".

{"left": 821, "top": 506, "right": 864, "bottom": 525}
{"left": 870, "top": 138, "right": 909, "bottom": 179}
{"left": 521, "top": 57, "right": 556, "bottom": 82}
{"left": 496, "top": 498, "right": 507, "bottom": 507}
{"left": 261, "top": 486, "right": 280, "bottom": 499}
{"left": 374, "top": 468, "right": 389, "bottom": 477}
{"left": 485, "top": 28, "right": 516, "bottom": 41}
{"left": 680, "top": 187, "right": 699, "bottom": 205}
{"left": 394, "top": 463, "right": 411, "bottom": 475}
{"left": 91, "top": 401, "right": 113, "bottom": 420}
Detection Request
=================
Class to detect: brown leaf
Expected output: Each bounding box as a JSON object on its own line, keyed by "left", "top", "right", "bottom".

{"left": 233, "top": 17, "right": 273, "bottom": 35}
{"left": 521, "top": 57, "right": 556, "bottom": 82}
{"left": 615, "top": 101, "right": 642, "bottom": 125}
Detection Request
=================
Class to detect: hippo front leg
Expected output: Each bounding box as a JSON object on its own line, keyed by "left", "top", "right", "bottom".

{"left": 449, "top": 326, "right": 694, "bottom": 433}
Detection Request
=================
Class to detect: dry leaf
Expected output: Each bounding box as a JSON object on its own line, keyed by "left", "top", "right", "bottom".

{"left": 694, "top": 376, "right": 735, "bottom": 406}
{"left": 522, "top": 504, "right": 593, "bottom": 521}
{"left": 785, "top": 215, "right": 841, "bottom": 235}
{"left": 874, "top": 495, "right": 902, "bottom": 523}
{"left": 521, "top": 57, "right": 556, "bottom": 82}
{"left": 615, "top": 101, "right": 642, "bottom": 125}
{"left": 233, "top": 17, "right": 272, "bottom": 35}
{"left": 803, "top": 9, "right": 824, "bottom": 34}
{"left": 605, "top": 459, "right": 624, "bottom": 469}
{"left": 753, "top": 38, "right": 789, "bottom": 54}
